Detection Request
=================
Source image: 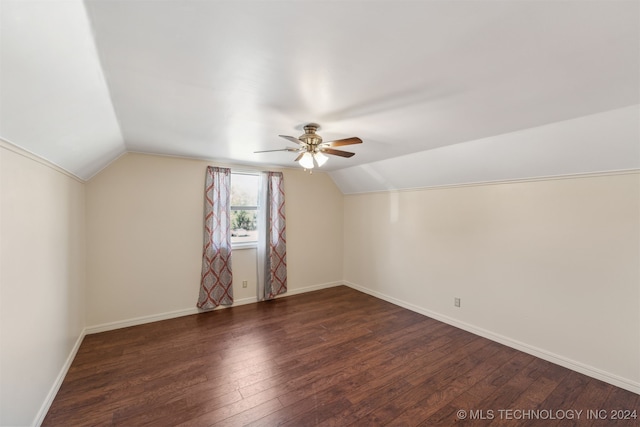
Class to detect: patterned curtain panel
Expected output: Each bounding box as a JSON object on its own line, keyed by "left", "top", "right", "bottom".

{"left": 197, "top": 166, "right": 233, "bottom": 309}
{"left": 265, "top": 172, "right": 287, "bottom": 299}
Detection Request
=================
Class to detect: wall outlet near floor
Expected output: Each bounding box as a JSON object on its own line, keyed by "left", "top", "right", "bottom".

{"left": 454, "top": 297, "right": 461, "bottom": 307}
{"left": 242, "top": 280, "right": 248, "bottom": 288}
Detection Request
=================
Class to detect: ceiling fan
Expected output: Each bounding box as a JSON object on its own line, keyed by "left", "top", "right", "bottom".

{"left": 255, "top": 123, "right": 362, "bottom": 169}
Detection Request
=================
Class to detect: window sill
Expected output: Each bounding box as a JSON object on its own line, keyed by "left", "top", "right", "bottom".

{"left": 232, "top": 242, "right": 257, "bottom": 250}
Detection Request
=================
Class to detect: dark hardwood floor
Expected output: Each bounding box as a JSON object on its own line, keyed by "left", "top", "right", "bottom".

{"left": 44, "top": 286, "right": 639, "bottom": 426}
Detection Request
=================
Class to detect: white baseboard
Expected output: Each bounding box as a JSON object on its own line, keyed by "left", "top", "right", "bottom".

{"left": 85, "top": 281, "right": 342, "bottom": 335}
{"left": 85, "top": 299, "right": 258, "bottom": 335}
{"left": 33, "top": 328, "right": 86, "bottom": 427}
{"left": 86, "top": 307, "right": 201, "bottom": 334}
{"left": 343, "top": 281, "right": 640, "bottom": 395}
{"left": 278, "top": 281, "right": 343, "bottom": 297}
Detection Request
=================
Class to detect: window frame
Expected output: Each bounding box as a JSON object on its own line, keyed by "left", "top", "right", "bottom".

{"left": 230, "top": 171, "right": 261, "bottom": 250}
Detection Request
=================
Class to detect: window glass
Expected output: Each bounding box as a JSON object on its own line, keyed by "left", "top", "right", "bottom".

{"left": 231, "top": 173, "right": 259, "bottom": 245}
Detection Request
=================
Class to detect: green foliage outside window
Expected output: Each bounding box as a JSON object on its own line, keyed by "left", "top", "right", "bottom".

{"left": 231, "top": 210, "right": 257, "bottom": 231}
{"left": 230, "top": 173, "right": 259, "bottom": 243}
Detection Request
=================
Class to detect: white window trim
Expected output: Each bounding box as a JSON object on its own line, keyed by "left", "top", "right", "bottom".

{"left": 230, "top": 171, "right": 261, "bottom": 250}
{"left": 232, "top": 241, "right": 258, "bottom": 250}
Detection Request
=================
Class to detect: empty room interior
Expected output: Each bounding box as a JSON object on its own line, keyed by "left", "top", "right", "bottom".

{"left": 1, "top": 0, "right": 639, "bottom": 426}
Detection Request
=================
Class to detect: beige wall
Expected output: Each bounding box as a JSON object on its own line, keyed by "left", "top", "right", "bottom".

{"left": 344, "top": 172, "right": 640, "bottom": 391}
{"left": 85, "top": 153, "right": 343, "bottom": 327}
{"left": 0, "top": 143, "right": 86, "bottom": 426}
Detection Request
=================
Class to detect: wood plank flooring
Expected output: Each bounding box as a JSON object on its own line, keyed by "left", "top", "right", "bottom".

{"left": 43, "top": 286, "right": 639, "bottom": 426}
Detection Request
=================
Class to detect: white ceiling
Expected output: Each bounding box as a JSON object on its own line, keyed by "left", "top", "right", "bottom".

{"left": 1, "top": 0, "right": 638, "bottom": 183}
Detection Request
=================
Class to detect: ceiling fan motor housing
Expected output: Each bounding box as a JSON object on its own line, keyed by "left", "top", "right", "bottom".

{"left": 301, "top": 123, "right": 322, "bottom": 151}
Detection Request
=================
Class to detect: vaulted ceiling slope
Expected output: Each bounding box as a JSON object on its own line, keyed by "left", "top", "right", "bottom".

{"left": 1, "top": 0, "right": 125, "bottom": 179}
{"left": 1, "top": 0, "right": 638, "bottom": 186}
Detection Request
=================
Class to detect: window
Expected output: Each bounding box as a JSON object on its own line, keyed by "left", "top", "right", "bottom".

{"left": 230, "top": 172, "right": 260, "bottom": 246}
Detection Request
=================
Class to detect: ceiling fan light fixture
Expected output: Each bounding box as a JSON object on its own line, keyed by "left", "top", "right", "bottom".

{"left": 256, "top": 123, "right": 362, "bottom": 170}
{"left": 314, "top": 152, "right": 328, "bottom": 167}
{"left": 299, "top": 152, "right": 315, "bottom": 169}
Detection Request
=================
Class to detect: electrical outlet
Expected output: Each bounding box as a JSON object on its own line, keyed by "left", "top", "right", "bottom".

{"left": 242, "top": 280, "right": 248, "bottom": 288}
{"left": 454, "top": 297, "right": 461, "bottom": 307}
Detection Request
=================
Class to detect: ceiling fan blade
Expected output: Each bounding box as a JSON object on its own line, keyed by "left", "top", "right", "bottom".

{"left": 254, "top": 147, "right": 299, "bottom": 153}
{"left": 279, "top": 135, "right": 304, "bottom": 145}
{"left": 321, "top": 148, "right": 355, "bottom": 158}
{"left": 294, "top": 152, "right": 305, "bottom": 162}
{"left": 322, "top": 137, "right": 362, "bottom": 147}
